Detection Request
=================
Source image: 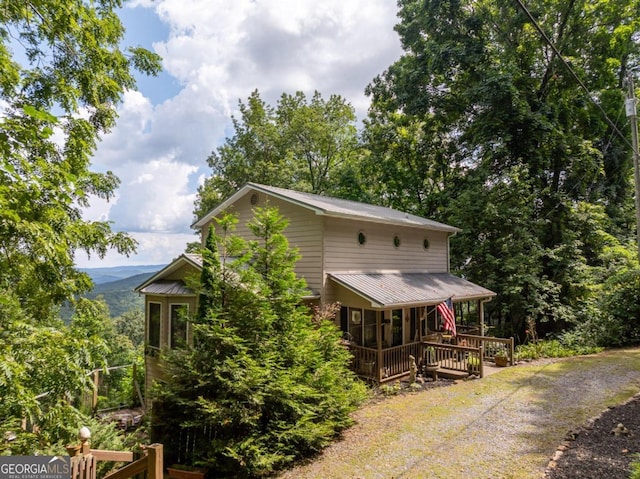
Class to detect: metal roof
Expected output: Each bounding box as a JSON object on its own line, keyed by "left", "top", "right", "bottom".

{"left": 134, "top": 254, "right": 203, "bottom": 293}
{"left": 328, "top": 272, "right": 496, "bottom": 308}
{"left": 193, "top": 183, "right": 460, "bottom": 233}
{"left": 138, "top": 280, "right": 194, "bottom": 296}
{"left": 183, "top": 253, "right": 203, "bottom": 267}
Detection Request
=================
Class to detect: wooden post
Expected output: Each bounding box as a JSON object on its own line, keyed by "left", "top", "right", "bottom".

{"left": 509, "top": 337, "right": 515, "bottom": 366}
{"left": 92, "top": 369, "right": 99, "bottom": 413}
{"left": 376, "top": 315, "right": 382, "bottom": 383}
{"left": 132, "top": 363, "right": 136, "bottom": 405}
{"left": 146, "top": 444, "right": 163, "bottom": 479}
{"left": 479, "top": 346, "right": 484, "bottom": 379}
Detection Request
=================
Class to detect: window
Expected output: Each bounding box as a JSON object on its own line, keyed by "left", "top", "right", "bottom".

{"left": 392, "top": 309, "right": 403, "bottom": 347}
{"left": 170, "top": 304, "right": 189, "bottom": 348}
{"left": 148, "top": 303, "right": 161, "bottom": 348}
{"left": 363, "top": 310, "right": 377, "bottom": 348}
{"left": 348, "top": 308, "right": 363, "bottom": 345}
{"left": 357, "top": 231, "right": 366, "bottom": 245}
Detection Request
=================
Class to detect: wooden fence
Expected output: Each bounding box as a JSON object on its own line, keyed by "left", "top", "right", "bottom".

{"left": 346, "top": 335, "right": 514, "bottom": 382}
{"left": 84, "top": 364, "right": 145, "bottom": 413}
{"left": 422, "top": 342, "right": 484, "bottom": 378}
{"left": 68, "top": 428, "right": 162, "bottom": 479}
{"left": 457, "top": 334, "right": 515, "bottom": 365}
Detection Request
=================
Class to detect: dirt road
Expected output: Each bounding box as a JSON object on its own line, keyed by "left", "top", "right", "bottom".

{"left": 277, "top": 348, "right": 640, "bottom": 479}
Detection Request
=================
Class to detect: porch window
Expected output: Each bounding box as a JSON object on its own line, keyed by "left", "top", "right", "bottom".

{"left": 425, "top": 305, "right": 437, "bottom": 332}
{"left": 349, "top": 308, "right": 363, "bottom": 345}
{"left": 148, "top": 302, "right": 161, "bottom": 348}
{"left": 410, "top": 307, "right": 418, "bottom": 342}
{"left": 363, "top": 309, "right": 377, "bottom": 348}
{"left": 391, "top": 309, "right": 403, "bottom": 347}
{"left": 170, "top": 304, "right": 189, "bottom": 348}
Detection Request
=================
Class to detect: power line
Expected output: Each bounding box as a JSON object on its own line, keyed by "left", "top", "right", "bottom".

{"left": 513, "top": 0, "right": 638, "bottom": 156}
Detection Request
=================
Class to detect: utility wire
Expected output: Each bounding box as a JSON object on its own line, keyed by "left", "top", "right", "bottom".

{"left": 513, "top": 0, "right": 638, "bottom": 155}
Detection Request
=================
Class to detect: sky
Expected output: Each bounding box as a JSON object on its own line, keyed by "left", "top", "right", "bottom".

{"left": 75, "top": 0, "right": 404, "bottom": 269}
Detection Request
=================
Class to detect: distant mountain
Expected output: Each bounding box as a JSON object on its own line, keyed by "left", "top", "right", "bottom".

{"left": 86, "top": 272, "right": 153, "bottom": 318}
{"left": 62, "top": 265, "right": 165, "bottom": 321}
{"left": 80, "top": 264, "right": 165, "bottom": 284}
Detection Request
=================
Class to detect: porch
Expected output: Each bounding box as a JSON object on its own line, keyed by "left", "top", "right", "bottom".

{"left": 346, "top": 333, "right": 514, "bottom": 383}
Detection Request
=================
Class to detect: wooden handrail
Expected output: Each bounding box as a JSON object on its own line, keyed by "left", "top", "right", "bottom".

{"left": 90, "top": 450, "right": 134, "bottom": 462}
{"left": 68, "top": 428, "right": 163, "bottom": 479}
{"left": 102, "top": 456, "right": 148, "bottom": 479}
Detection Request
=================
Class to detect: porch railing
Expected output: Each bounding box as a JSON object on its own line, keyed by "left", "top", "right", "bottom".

{"left": 457, "top": 334, "right": 515, "bottom": 365}
{"left": 346, "top": 343, "right": 378, "bottom": 381}
{"left": 422, "top": 342, "right": 484, "bottom": 378}
{"left": 347, "top": 341, "right": 485, "bottom": 382}
{"left": 381, "top": 343, "right": 422, "bottom": 380}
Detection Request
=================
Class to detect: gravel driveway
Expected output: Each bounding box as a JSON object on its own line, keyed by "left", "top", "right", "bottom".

{"left": 277, "top": 347, "right": 640, "bottom": 479}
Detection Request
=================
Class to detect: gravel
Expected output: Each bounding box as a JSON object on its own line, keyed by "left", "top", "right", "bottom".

{"left": 276, "top": 348, "right": 640, "bottom": 479}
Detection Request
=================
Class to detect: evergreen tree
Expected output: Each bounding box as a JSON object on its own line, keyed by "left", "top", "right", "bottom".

{"left": 153, "top": 208, "right": 366, "bottom": 477}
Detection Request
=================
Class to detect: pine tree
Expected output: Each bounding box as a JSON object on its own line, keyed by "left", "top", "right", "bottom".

{"left": 153, "top": 207, "right": 366, "bottom": 477}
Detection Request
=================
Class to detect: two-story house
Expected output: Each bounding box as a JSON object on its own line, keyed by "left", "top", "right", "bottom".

{"left": 135, "top": 183, "right": 496, "bottom": 391}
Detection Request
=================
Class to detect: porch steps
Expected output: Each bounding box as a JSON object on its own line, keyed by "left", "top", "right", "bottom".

{"left": 436, "top": 368, "right": 470, "bottom": 380}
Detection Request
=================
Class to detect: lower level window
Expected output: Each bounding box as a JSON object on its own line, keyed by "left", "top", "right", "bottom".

{"left": 170, "top": 304, "right": 189, "bottom": 348}
{"left": 148, "top": 303, "right": 161, "bottom": 348}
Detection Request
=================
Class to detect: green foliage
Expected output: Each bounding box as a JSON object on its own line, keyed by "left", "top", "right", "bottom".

{"left": 631, "top": 455, "right": 640, "bottom": 479}
{"left": 364, "top": 0, "right": 640, "bottom": 338}
{"left": 0, "top": 296, "right": 106, "bottom": 452}
{"left": 0, "top": 0, "right": 159, "bottom": 450}
{"left": 598, "top": 268, "right": 640, "bottom": 343}
{"left": 0, "top": 1, "right": 161, "bottom": 319}
{"left": 153, "top": 207, "right": 367, "bottom": 477}
{"left": 114, "top": 310, "right": 145, "bottom": 348}
{"left": 379, "top": 382, "right": 402, "bottom": 396}
{"left": 194, "top": 90, "right": 364, "bottom": 218}
{"left": 71, "top": 298, "right": 143, "bottom": 410}
{"left": 515, "top": 339, "right": 602, "bottom": 361}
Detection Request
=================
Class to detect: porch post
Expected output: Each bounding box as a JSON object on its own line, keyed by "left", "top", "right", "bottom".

{"left": 377, "top": 313, "right": 383, "bottom": 382}
{"left": 479, "top": 299, "right": 485, "bottom": 336}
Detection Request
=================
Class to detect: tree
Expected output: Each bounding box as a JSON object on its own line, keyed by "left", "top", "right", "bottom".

{"left": 0, "top": 0, "right": 160, "bottom": 451}
{"left": 194, "top": 90, "right": 363, "bottom": 218}
{"left": 0, "top": 0, "right": 161, "bottom": 319}
{"left": 364, "top": 0, "right": 640, "bottom": 336}
{"left": 153, "top": 208, "right": 366, "bottom": 477}
{"left": 0, "top": 296, "right": 108, "bottom": 453}
{"left": 114, "top": 309, "right": 145, "bottom": 348}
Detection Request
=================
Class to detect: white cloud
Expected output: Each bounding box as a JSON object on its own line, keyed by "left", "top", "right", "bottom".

{"left": 83, "top": 0, "right": 403, "bottom": 268}
{"left": 74, "top": 231, "right": 198, "bottom": 268}
{"left": 109, "top": 156, "right": 199, "bottom": 233}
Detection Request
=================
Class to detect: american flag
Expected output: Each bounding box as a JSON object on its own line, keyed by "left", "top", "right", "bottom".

{"left": 437, "top": 298, "right": 456, "bottom": 336}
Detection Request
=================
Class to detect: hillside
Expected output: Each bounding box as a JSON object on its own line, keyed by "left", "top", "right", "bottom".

{"left": 62, "top": 268, "right": 163, "bottom": 320}
{"left": 87, "top": 272, "right": 152, "bottom": 318}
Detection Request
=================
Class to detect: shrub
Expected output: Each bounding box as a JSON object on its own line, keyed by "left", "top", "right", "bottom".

{"left": 631, "top": 455, "right": 640, "bottom": 479}
{"left": 515, "top": 339, "right": 602, "bottom": 360}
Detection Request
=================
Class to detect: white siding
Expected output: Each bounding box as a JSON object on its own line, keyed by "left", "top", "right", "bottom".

{"left": 323, "top": 217, "right": 450, "bottom": 274}
{"left": 203, "top": 191, "right": 324, "bottom": 294}
{"left": 199, "top": 189, "right": 454, "bottom": 307}
{"left": 144, "top": 293, "right": 196, "bottom": 400}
